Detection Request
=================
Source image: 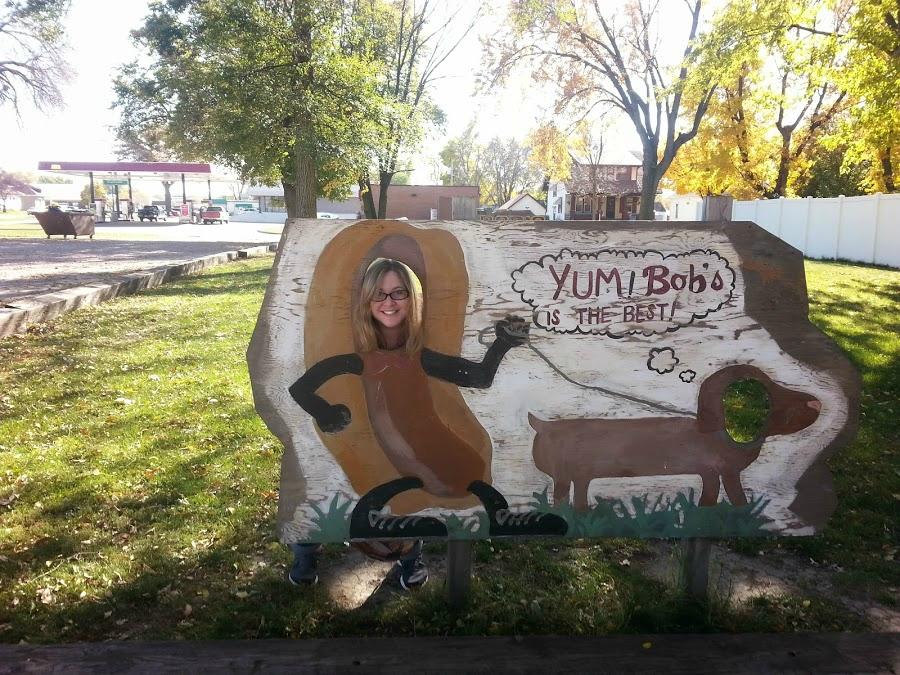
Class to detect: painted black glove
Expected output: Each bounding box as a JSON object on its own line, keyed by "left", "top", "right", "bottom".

{"left": 316, "top": 403, "right": 351, "bottom": 433}
{"left": 495, "top": 315, "right": 530, "bottom": 347}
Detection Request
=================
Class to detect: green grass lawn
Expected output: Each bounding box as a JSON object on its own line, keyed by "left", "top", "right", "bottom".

{"left": 0, "top": 257, "right": 895, "bottom": 642}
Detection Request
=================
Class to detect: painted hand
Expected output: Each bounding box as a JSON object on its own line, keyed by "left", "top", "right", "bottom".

{"left": 317, "top": 403, "right": 351, "bottom": 433}
{"left": 495, "top": 315, "right": 530, "bottom": 347}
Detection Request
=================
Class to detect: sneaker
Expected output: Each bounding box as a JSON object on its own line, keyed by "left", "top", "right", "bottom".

{"left": 397, "top": 555, "right": 428, "bottom": 591}
{"left": 288, "top": 559, "right": 318, "bottom": 586}
{"left": 288, "top": 569, "right": 318, "bottom": 586}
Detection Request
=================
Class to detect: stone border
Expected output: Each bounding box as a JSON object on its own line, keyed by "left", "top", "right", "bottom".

{"left": 0, "top": 244, "right": 277, "bottom": 339}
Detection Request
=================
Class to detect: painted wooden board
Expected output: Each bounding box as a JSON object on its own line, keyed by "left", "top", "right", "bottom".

{"left": 247, "top": 219, "right": 859, "bottom": 543}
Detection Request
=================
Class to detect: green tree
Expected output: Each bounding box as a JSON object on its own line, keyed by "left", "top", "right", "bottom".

{"left": 526, "top": 122, "right": 573, "bottom": 189}
{"left": 824, "top": 0, "right": 900, "bottom": 192}
{"left": 439, "top": 120, "right": 485, "bottom": 188}
{"left": 358, "top": 0, "right": 475, "bottom": 219}
{"left": 486, "top": 1, "right": 718, "bottom": 219}
{"left": 0, "top": 0, "right": 71, "bottom": 114}
{"left": 795, "top": 142, "right": 869, "bottom": 196}
{"left": 667, "top": 0, "right": 850, "bottom": 198}
{"left": 481, "top": 136, "right": 542, "bottom": 206}
{"left": 79, "top": 182, "right": 107, "bottom": 208}
{"left": 112, "top": 72, "right": 181, "bottom": 211}
{"left": 115, "top": 0, "right": 383, "bottom": 218}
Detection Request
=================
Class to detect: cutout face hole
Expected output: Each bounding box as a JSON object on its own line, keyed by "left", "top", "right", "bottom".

{"left": 724, "top": 378, "right": 770, "bottom": 442}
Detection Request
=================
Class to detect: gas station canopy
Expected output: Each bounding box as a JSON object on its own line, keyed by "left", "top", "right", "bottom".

{"left": 37, "top": 161, "right": 215, "bottom": 222}
{"left": 37, "top": 161, "right": 212, "bottom": 180}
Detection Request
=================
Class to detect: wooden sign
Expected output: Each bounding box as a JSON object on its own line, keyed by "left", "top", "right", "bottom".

{"left": 248, "top": 219, "right": 859, "bottom": 544}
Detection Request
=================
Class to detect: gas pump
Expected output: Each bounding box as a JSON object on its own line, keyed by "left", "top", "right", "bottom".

{"left": 113, "top": 185, "right": 121, "bottom": 221}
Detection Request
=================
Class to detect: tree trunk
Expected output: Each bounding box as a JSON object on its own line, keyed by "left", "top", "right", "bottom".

{"left": 376, "top": 170, "right": 393, "bottom": 219}
{"left": 283, "top": 172, "right": 317, "bottom": 218}
{"left": 879, "top": 146, "right": 896, "bottom": 193}
{"left": 638, "top": 151, "right": 660, "bottom": 220}
{"left": 283, "top": 180, "right": 297, "bottom": 217}
{"left": 286, "top": 134, "right": 317, "bottom": 218}
{"left": 359, "top": 176, "right": 377, "bottom": 219}
{"left": 773, "top": 129, "right": 794, "bottom": 198}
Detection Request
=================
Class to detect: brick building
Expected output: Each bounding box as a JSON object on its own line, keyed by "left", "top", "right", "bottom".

{"left": 368, "top": 184, "right": 479, "bottom": 219}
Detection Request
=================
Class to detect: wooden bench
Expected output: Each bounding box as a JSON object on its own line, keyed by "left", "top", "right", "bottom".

{"left": 1, "top": 632, "right": 896, "bottom": 673}
{"left": 32, "top": 210, "right": 96, "bottom": 239}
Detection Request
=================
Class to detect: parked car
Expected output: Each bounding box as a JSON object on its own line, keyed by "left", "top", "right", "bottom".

{"left": 137, "top": 205, "right": 160, "bottom": 222}
{"left": 201, "top": 206, "right": 229, "bottom": 224}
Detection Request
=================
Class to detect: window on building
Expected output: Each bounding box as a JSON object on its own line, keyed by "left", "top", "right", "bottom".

{"left": 261, "top": 196, "right": 286, "bottom": 213}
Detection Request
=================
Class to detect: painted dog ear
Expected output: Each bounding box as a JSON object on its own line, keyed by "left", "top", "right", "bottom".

{"left": 696, "top": 383, "right": 725, "bottom": 433}
{"left": 695, "top": 366, "right": 749, "bottom": 433}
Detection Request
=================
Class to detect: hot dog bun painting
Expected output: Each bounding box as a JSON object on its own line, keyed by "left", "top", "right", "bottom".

{"left": 248, "top": 219, "right": 859, "bottom": 544}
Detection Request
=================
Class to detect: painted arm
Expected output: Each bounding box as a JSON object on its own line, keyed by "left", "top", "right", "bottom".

{"left": 288, "top": 353, "right": 363, "bottom": 433}
{"left": 421, "top": 316, "right": 529, "bottom": 388}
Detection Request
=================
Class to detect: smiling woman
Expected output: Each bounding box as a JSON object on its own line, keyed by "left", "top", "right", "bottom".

{"left": 355, "top": 259, "right": 421, "bottom": 352}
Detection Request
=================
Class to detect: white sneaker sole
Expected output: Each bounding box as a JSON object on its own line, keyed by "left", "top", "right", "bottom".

{"left": 399, "top": 573, "right": 428, "bottom": 591}
{"left": 288, "top": 572, "right": 318, "bottom": 587}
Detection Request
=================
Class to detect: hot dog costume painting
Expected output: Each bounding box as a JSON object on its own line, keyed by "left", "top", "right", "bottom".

{"left": 248, "top": 219, "right": 859, "bottom": 544}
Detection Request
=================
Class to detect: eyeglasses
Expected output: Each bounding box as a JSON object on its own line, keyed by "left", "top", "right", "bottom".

{"left": 371, "top": 288, "right": 409, "bottom": 302}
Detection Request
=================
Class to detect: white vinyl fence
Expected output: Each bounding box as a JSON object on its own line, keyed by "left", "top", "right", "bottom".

{"left": 732, "top": 194, "right": 900, "bottom": 269}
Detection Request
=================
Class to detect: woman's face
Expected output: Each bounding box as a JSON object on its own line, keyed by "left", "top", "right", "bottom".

{"left": 370, "top": 270, "right": 409, "bottom": 331}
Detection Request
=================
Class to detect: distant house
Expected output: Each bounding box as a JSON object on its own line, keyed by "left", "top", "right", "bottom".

{"left": 1, "top": 183, "right": 41, "bottom": 211}
{"left": 547, "top": 150, "right": 644, "bottom": 221}
{"left": 495, "top": 193, "right": 546, "bottom": 217}
{"left": 24, "top": 183, "right": 82, "bottom": 211}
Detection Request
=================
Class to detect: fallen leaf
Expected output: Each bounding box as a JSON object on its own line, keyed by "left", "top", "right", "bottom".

{"left": 183, "top": 604, "right": 192, "bottom": 617}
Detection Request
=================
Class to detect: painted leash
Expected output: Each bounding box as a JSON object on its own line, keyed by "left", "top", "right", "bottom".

{"left": 476, "top": 324, "right": 695, "bottom": 417}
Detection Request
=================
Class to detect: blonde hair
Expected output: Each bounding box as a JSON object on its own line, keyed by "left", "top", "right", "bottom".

{"left": 353, "top": 258, "right": 424, "bottom": 353}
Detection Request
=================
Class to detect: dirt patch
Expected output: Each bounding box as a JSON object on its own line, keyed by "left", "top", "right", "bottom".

{"left": 320, "top": 546, "right": 447, "bottom": 609}
{"left": 637, "top": 541, "right": 900, "bottom": 631}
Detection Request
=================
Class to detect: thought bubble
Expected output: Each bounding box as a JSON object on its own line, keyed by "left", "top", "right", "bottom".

{"left": 680, "top": 370, "right": 697, "bottom": 383}
{"left": 648, "top": 348, "right": 679, "bottom": 374}
{"left": 511, "top": 248, "right": 735, "bottom": 337}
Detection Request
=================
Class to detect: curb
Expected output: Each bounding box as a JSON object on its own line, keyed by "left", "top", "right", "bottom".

{"left": 0, "top": 243, "right": 276, "bottom": 340}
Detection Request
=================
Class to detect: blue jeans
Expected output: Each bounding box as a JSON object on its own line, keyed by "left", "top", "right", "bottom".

{"left": 289, "top": 540, "right": 422, "bottom": 569}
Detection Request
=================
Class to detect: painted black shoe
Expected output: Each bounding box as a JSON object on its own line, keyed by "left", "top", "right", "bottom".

{"left": 468, "top": 479, "right": 568, "bottom": 536}
{"left": 488, "top": 508, "right": 568, "bottom": 536}
{"left": 349, "top": 477, "right": 448, "bottom": 539}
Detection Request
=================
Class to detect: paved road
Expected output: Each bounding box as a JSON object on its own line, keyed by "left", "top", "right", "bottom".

{"left": 0, "top": 220, "right": 282, "bottom": 306}
{"left": 94, "top": 219, "right": 283, "bottom": 243}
